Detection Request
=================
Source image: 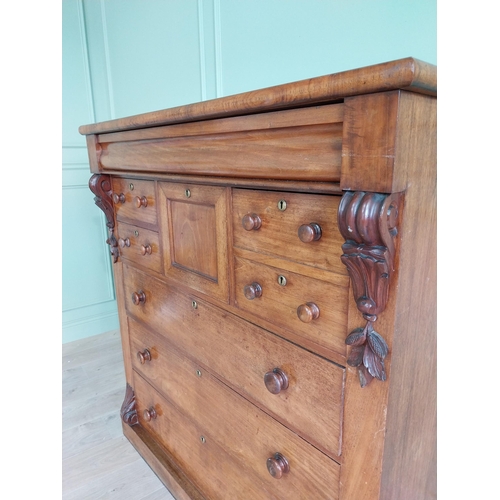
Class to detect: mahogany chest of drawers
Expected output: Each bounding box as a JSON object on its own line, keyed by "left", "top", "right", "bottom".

{"left": 81, "top": 57, "right": 436, "bottom": 500}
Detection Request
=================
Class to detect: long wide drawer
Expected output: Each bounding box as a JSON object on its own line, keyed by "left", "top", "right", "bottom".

{"left": 133, "top": 346, "right": 341, "bottom": 499}
{"left": 124, "top": 265, "right": 345, "bottom": 458}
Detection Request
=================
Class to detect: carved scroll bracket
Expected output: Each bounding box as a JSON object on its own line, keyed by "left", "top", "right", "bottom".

{"left": 120, "top": 383, "right": 139, "bottom": 426}
{"left": 89, "top": 173, "right": 119, "bottom": 263}
{"left": 338, "top": 191, "right": 403, "bottom": 387}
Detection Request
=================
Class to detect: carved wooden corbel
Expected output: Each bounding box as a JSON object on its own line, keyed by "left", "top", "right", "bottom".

{"left": 338, "top": 191, "right": 402, "bottom": 387}
{"left": 120, "top": 383, "right": 139, "bottom": 426}
{"left": 89, "top": 173, "right": 119, "bottom": 263}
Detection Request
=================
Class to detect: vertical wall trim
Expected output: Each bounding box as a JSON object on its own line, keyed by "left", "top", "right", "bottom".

{"left": 197, "top": 0, "right": 207, "bottom": 101}
{"left": 100, "top": 0, "right": 116, "bottom": 119}
{"left": 76, "top": 0, "right": 95, "bottom": 133}
{"left": 214, "top": 0, "right": 223, "bottom": 97}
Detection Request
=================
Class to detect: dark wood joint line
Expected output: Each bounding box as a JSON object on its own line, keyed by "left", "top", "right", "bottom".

{"left": 338, "top": 190, "right": 403, "bottom": 387}
{"left": 120, "top": 383, "right": 139, "bottom": 426}
{"left": 89, "top": 173, "right": 120, "bottom": 263}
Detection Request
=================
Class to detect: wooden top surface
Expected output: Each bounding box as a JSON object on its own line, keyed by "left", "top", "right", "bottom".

{"left": 79, "top": 57, "right": 436, "bottom": 136}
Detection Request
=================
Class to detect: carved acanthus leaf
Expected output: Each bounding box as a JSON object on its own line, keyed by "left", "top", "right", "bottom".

{"left": 338, "top": 190, "right": 402, "bottom": 387}
{"left": 120, "top": 383, "right": 139, "bottom": 426}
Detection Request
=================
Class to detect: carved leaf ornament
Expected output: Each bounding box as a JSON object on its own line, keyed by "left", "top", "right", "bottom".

{"left": 338, "top": 191, "right": 402, "bottom": 387}
{"left": 89, "top": 174, "right": 119, "bottom": 263}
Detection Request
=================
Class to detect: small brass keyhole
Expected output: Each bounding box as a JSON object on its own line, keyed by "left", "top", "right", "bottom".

{"left": 278, "top": 275, "right": 287, "bottom": 286}
{"left": 129, "top": 183, "right": 134, "bottom": 190}
{"left": 196, "top": 369, "right": 202, "bottom": 377}
{"left": 277, "top": 199, "right": 287, "bottom": 211}
{"left": 185, "top": 189, "right": 191, "bottom": 198}
{"left": 200, "top": 436, "right": 206, "bottom": 444}
{"left": 134, "top": 230, "right": 139, "bottom": 237}
{"left": 192, "top": 300, "right": 198, "bottom": 309}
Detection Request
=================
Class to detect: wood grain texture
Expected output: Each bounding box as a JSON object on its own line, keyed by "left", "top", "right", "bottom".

{"left": 111, "top": 178, "right": 158, "bottom": 228}
{"left": 128, "top": 314, "right": 345, "bottom": 459}
{"left": 232, "top": 188, "right": 348, "bottom": 276}
{"left": 158, "top": 182, "right": 230, "bottom": 303}
{"left": 234, "top": 256, "right": 349, "bottom": 357}
{"left": 133, "top": 351, "right": 341, "bottom": 499}
{"left": 379, "top": 91, "right": 437, "bottom": 500}
{"left": 79, "top": 57, "right": 436, "bottom": 135}
{"left": 338, "top": 91, "right": 436, "bottom": 500}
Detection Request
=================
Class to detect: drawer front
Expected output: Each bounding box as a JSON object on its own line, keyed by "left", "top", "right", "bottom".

{"left": 232, "top": 189, "right": 346, "bottom": 275}
{"left": 115, "top": 222, "right": 161, "bottom": 273}
{"left": 124, "top": 266, "right": 344, "bottom": 458}
{"left": 133, "top": 346, "right": 340, "bottom": 500}
{"left": 234, "top": 256, "right": 349, "bottom": 356}
{"left": 158, "top": 181, "right": 229, "bottom": 303}
{"left": 112, "top": 177, "right": 157, "bottom": 227}
{"left": 133, "top": 374, "right": 267, "bottom": 500}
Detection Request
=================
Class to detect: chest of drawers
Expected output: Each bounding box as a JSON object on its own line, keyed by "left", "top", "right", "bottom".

{"left": 81, "top": 57, "right": 436, "bottom": 500}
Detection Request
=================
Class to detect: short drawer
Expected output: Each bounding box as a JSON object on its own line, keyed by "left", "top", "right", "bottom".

{"left": 133, "top": 347, "right": 340, "bottom": 500}
{"left": 112, "top": 177, "right": 157, "bottom": 227}
{"left": 115, "top": 222, "right": 161, "bottom": 273}
{"left": 124, "top": 265, "right": 345, "bottom": 458}
{"left": 234, "top": 256, "right": 349, "bottom": 357}
{"left": 232, "top": 189, "right": 346, "bottom": 275}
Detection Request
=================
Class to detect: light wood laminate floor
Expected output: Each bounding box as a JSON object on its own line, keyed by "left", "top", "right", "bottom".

{"left": 62, "top": 329, "right": 175, "bottom": 499}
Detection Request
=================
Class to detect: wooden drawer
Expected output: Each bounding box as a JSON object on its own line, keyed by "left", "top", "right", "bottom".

{"left": 115, "top": 222, "right": 161, "bottom": 273}
{"left": 133, "top": 346, "right": 340, "bottom": 499}
{"left": 234, "top": 256, "right": 349, "bottom": 357}
{"left": 232, "top": 189, "right": 346, "bottom": 275}
{"left": 124, "top": 266, "right": 345, "bottom": 458}
{"left": 133, "top": 373, "right": 267, "bottom": 500}
{"left": 112, "top": 177, "right": 157, "bottom": 227}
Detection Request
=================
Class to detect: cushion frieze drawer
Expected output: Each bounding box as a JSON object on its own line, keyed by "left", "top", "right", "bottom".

{"left": 111, "top": 177, "right": 157, "bottom": 227}
{"left": 232, "top": 188, "right": 347, "bottom": 275}
{"left": 133, "top": 346, "right": 341, "bottom": 499}
{"left": 115, "top": 222, "right": 161, "bottom": 273}
{"left": 124, "top": 266, "right": 345, "bottom": 459}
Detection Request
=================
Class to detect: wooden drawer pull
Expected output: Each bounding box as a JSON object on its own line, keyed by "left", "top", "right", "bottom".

{"left": 135, "top": 195, "right": 148, "bottom": 208}
{"left": 297, "top": 302, "right": 320, "bottom": 323}
{"left": 141, "top": 244, "right": 152, "bottom": 255}
{"left": 264, "top": 368, "right": 289, "bottom": 394}
{"left": 137, "top": 348, "right": 151, "bottom": 364}
{"left": 118, "top": 237, "right": 130, "bottom": 248}
{"left": 242, "top": 213, "right": 262, "bottom": 231}
{"left": 143, "top": 407, "right": 157, "bottom": 422}
{"left": 112, "top": 193, "right": 125, "bottom": 204}
{"left": 298, "top": 222, "right": 322, "bottom": 243}
{"left": 243, "top": 282, "right": 263, "bottom": 300}
{"left": 131, "top": 290, "right": 146, "bottom": 305}
{"left": 266, "top": 453, "right": 290, "bottom": 479}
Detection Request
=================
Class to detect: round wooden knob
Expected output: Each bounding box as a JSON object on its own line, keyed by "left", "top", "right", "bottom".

{"left": 141, "top": 244, "right": 152, "bottom": 255}
{"left": 143, "top": 407, "right": 157, "bottom": 422}
{"left": 132, "top": 290, "right": 146, "bottom": 305}
{"left": 297, "top": 302, "right": 320, "bottom": 323}
{"left": 264, "top": 368, "right": 289, "bottom": 394}
{"left": 118, "top": 237, "right": 130, "bottom": 248}
{"left": 112, "top": 193, "right": 125, "bottom": 204}
{"left": 135, "top": 196, "right": 148, "bottom": 208}
{"left": 266, "top": 453, "right": 290, "bottom": 479}
{"left": 242, "top": 213, "right": 262, "bottom": 231}
{"left": 298, "top": 223, "right": 322, "bottom": 243}
{"left": 243, "top": 282, "right": 262, "bottom": 300}
{"left": 137, "top": 349, "right": 151, "bottom": 364}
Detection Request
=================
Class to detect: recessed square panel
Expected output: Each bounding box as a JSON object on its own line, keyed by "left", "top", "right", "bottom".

{"left": 171, "top": 201, "right": 218, "bottom": 280}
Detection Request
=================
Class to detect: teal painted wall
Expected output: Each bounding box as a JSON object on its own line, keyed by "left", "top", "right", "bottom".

{"left": 62, "top": 0, "right": 436, "bottom": 343}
